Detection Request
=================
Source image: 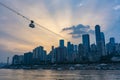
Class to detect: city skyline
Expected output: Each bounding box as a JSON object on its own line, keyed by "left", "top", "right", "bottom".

{"left": 12, "top": 25, "right": 120, "bottom": 65}
{"left": 1, "top": 0, "right": 120, "bottom": 62}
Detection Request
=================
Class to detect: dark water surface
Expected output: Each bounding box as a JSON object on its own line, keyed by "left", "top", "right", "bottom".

{"left": 0, "top": 69, "right": 120, "bottom": 80}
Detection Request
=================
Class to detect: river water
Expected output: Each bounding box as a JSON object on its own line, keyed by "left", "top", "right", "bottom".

{"left": 0, "top": 69, "right": 120, "bottom": 80}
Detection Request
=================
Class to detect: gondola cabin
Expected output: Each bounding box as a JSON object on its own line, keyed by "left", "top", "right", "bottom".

{"left": 29, "top": 20, "right": 35, "bottom": 28}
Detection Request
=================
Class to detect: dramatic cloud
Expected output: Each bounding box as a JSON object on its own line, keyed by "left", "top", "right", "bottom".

{"left": 62, "top": 24, "right": 94, "bottom": 38}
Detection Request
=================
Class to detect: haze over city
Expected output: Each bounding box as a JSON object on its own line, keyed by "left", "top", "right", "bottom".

{"left": 0, "top": 0, "right": 120, "bottom": 62}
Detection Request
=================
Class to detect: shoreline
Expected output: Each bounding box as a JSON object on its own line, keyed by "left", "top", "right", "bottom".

{"left": 2, "top": 63, "right": 120, "bottom": 70}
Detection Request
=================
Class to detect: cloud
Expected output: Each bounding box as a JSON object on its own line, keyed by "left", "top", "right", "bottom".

{"left": 113, "top": 5, "right": 120, "bottom": 10}
{"left": 62, "top": 24, "right": 94, "bottom": 38}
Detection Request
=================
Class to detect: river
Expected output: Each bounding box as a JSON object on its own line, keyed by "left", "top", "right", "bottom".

{"left": 0, "top": 69, "right": 120, "bottom": 80}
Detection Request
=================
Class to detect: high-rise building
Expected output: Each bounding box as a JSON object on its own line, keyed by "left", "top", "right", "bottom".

{"left": 12, "top": 55, "right": 19, "bottom": 65}
{"left": 90, "top": 44, "right": 100, "bottom": 62}
{"left": 67, "top": 42, "right": 71, "bottom": 52}
{"left": 115, "top": 43, "right": 120, "bottom": 55}
{"left": 52, "top": 46, "right": 54, "bottom": 51}
{"left": 110, "top": 37, "right": 115, "bottom": 44}
{"left": 55, "top": 46, "right": 67, "bottom": 63}
{"left": 33, "top": 46, "right": 46, "bottom": 64}
{"left": 53, "top": 40, "right": 67, "bottom": 63}
{"left": 51, "top": 46, "right": 55, "bottom": 63}
{"left": 24, "top": 52, "right": 33, "bottom": 65}
{"left": 101, "top": 32, "right": 105, "bottom": 46}
{"left": 67, "top": 42, "right": 71, "bottom": 62}
{"left": 82, "top": 34, "right": 90, "bottom": 52}
{"left": 73, "top": 45, "right": 78, "bottom": 63}
{"left": 95, "top": 25, "right": 101, "bottom": 44}
{"left": 78, "top": 44, "right": 84, "bottom": 62}
{"left": 106, "top": 37, "right": 116, "bottom": 55}
{"left": 59, "top": 39, "right": 64, "bottom": 47}
{"left": 82, "top": 34, "right": 90, "bottom": 61}
{"left": 95, "top": 25, "right": 103, "bottom": 57}
{"left": 91, "top": 44, "right": 97, "bottom": 52}
{"left": 74, "top": 45, "right": 78, "bottom": 52}
{"left": 95, "top": 25, "right": 107, "bottom": 57}
{"left": 12, "top": 55, "right": 24, "bottom": 65}
{"left": 101, "top": 32, "right": 106, "bottom": 56}
{"left": 47, "top": 46, "right": 55, "bottom": 63}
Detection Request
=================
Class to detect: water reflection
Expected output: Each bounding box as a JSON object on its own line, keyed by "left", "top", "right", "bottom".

{"left": 0, "top": 69, "right": 120, "bottom": 80}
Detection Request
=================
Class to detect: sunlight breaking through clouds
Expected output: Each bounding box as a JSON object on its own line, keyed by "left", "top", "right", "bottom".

{"left": 0, "top": 0, "right": 120, "bottom": 62}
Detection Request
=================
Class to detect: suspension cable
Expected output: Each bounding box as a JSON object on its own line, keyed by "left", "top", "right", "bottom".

{"left": 0, "top": 2, "right": 69, "bottom": 42}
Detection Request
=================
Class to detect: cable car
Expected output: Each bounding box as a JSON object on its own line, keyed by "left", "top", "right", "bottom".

{"left": 29, "top": 20, "right": 35, "bottom": 28}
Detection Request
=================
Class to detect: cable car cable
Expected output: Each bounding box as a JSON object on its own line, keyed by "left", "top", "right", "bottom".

{"left": 0, "top": 2, "right": 69, "bottom": 42}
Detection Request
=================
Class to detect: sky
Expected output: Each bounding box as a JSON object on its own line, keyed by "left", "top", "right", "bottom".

{"left": 0, "top": 0, "right": 120, "bottom": 63}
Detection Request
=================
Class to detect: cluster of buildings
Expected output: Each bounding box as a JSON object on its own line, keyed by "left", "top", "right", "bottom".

{"left": 12, "top": 25, "right": 120, "bottom": 65}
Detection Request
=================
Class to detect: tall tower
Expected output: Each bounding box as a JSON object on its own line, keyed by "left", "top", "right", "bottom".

{"left": 95, "top": 25, "right": 101, "bottom": 45}
{"left": 67, "top": 42, "right": 71, "bottom": 61}
{"left": 59, "top": 39, "right": 64, "bottom": 47}
{"left": 101, "top": 32, "right": 106, "bottom": 56}
{"left": 82, "top": 34, "right": 90, "bottom": 52}
{"left": 67, "top": 42, "right": 71, "bottom": 50}
{"left": 82, "top": 34, "right": 90, "bottom": 61}
{"left": 101, "top": 32, "right": 105, "bottom": 46}
{"left": 95, "top": 25, "right": 106, "bottom": 57}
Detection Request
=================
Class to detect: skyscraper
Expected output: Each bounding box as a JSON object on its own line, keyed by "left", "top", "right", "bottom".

{"left": 67, "top": 42, "right": 71, "bottom": 62}
{"left": 59, "top": 39, "right": 64, "bottom": 47}
{"left": 52, "top": 40, "right": 67, "bottom": 63}
{"left": 24, "top": 52, "right": 33, "bottom": 65}
{"left": 78, "top": 44, "right": 84, "bottom": 62}
{"left": 95, "top": 25, "right": 101, "bottom": 45}
{"left": 67, "top": 42, "right": 71, "bottom": 51}
{"left": 33, "top": 46, "right": 46, "bottom": 64}
{"left": 12, "top": 55, "right": 24, "bottom": 65}
{"left": 82, "top": 34, "right": 90, "bottom": 52}
{"left": 95, "top": 25, "right": 106, "bottom": 57}
{"left": 82, "top": 34, "right": 90, "bottom": 61}
{"left": 101, "top": 32, "right": 105, "bottom": 46}
{"left": 106, "top": 37, "right": 115, "bottom": 55}
{"left": 51, "top": 46, "right": 55, "bottom": 63}
{"left": 110, "top": 37, "right": 115, "bottom": 44}
{"left": 95, "top": 25, "right": 103, "bottom": 57}
{"left": 101, "top": 32, "right": 106, "bottom": 56}
{"left": 55, "top": 46, "right": 67, "bottom": 63}
{"left": 90, "top": 44, "right": 99, "bottom": 62}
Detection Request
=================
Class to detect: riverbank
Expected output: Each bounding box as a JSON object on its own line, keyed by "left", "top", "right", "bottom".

{"left": 2, "top": 63, "right": 120, "bottom": 70}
